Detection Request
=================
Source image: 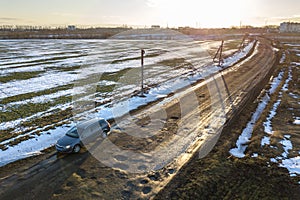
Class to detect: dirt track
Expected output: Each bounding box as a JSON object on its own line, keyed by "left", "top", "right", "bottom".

{"left": 0, "top": 37, "right": 278, "bottom": 199}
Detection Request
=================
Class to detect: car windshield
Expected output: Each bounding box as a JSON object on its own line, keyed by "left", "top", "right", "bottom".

{"left": 98, "top": 119, "right": 107, "bottom": 128}
{"left": 66, "top": 126, "right": 79, "bottom": 138}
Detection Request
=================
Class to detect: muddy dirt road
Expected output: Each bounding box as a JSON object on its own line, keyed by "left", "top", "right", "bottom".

{"left": 0, "top": 37, "right": 277, "bottom": 199}
{"left": 156, "top": 36, "right": 300, "bottom": 199}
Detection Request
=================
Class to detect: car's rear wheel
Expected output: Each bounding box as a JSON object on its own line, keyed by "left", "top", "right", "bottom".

{"left": 73, "top": 144, "right": 81, "bottom": 153}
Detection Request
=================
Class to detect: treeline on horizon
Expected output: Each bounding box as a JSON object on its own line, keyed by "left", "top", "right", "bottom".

{"left": 0, "top": 25, "right": 279, "bottom": 39}
{"left": 0, "top": 26, "right": 132, "bottom": 39}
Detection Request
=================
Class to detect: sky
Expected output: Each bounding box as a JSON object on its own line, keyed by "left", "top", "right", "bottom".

{"left": 0, "top": 0, "right": 300, "bottom": 28}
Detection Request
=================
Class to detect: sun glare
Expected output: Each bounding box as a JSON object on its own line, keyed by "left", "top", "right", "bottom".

{"left": 151, "top": 0, "right": 246, "bottom": 28}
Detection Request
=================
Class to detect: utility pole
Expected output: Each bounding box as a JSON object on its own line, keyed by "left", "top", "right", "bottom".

{"left": 141, "top": 49, "right": 145, "bottom": 96}
{"left": 213, "top": 40, "right": 224, "bottom": 66}
{"left": 218, "top": 40, "right": 224, "bottom": 66}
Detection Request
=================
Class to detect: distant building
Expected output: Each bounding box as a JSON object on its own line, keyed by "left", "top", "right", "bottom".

{"left": 279, "top": 22, "right": 300, "bottom": 32}
{"left": 151, "top": 25, "right": 160, "bottom": 29}
{"left": 67, "top": 25, "right": 76, "bottom": 30}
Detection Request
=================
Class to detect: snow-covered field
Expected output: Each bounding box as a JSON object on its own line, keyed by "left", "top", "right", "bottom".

{"left": 0, "top": 38, "right": 254, "bottom": 167}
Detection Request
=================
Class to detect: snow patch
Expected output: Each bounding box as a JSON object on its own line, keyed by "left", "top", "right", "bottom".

{"left": 0, "top": 123, "right": 72, "bottom": 167}
{"left": 282, "top": 67, "right": 292, "bottom": 91}
{"left": 280, "top": 157, "right": 300, "bottom": 175}
{"left": 263, "top": 99, "right": 281, "bottom": 135}
{"left": 251, "top": 153, "right": 258, "bottom": 158}
{"left": 270, "top": 158, "right": 278, "bottom": 163}
{"left": 261, "top": 67, "right": 292, "bottom": 147}
{"left": 269, "top": 71, "right": 284, "bottom": 94}
{"left": 1, "top": 88, "right": 79, "bottom": 111}
{"left": 0, "top": 103, "right": 71, "bottom": 131}
{"left": 0, "top": 72, "right": 78, "bottom": 99}
{"left": 229, "top": 94, "right": 269, "bottom": 158}
{"left": 280, "top": 136, "right": 293, "bottom": 158}
{"left": 294, "top": 117, "right": 300, "bottom": 125}
{"left": 285, "top": 43, "right": 300, "bottom": 47}
{"left": 289, "top": 92, "right": 299, "bottom": 99}
{"left": 280, "top": 52, "right": 286, "bottom": 63}
{"left": 269, "top": 134, "right": 300, "bottom": 177}
{"left": 291, "top": 62, "right": 300, "bottom": 66}
{"left": 261, "top": 136, "right": 270, "bottom": 146}
{"left": 221, "top": 41, "right": 255, "bottom": 67}
{"left": 229, "top": 71, "right": 284, "bottom": 158}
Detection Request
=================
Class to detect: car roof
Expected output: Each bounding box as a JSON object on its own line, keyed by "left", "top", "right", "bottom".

{"left": 77, "top": 118, "right": 106, "bottom": 129}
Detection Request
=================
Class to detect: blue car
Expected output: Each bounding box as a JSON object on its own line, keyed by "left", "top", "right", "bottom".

{"left": 55, "top": 118, "right": 110, "bottom": 153}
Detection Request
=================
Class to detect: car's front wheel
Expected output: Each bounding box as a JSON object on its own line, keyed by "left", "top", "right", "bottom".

{"left": 73, "top": 144, "right": 81, "bottom": 153}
